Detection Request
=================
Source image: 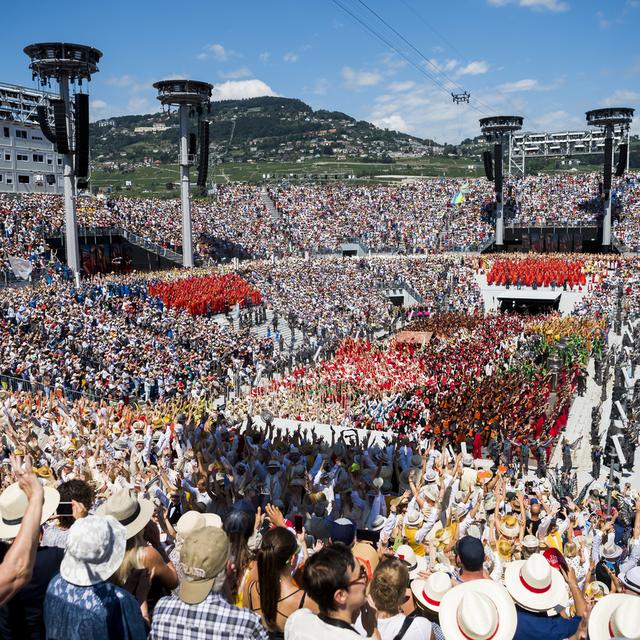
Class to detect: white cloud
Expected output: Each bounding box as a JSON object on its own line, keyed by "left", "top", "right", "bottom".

{"left": 388, "top": 81, "right": 416, "bottom": 92}
{"left": 106, "top": 75, "right": 135, "bottom": 87}
{"left": 488, "top": 0, "right": 569, "bottom": 10}
{"left": 602, "top": 89, "right": 640, "bottom": 106}
{"left": 427, "top": 58, "right": 459, "bottom": 73}
{"left": 92, "top": 99, "right": 108, "bottom": 110}
{"left": 198, "top": 43, "right": 238, "bottom": 61}
{"left": 208, "top": 44, "right": 229, "bottom": 60}
{"left": 211, "top": 79, "right": 278, "bottom": 101}
{"left": 497, "top": 77, "right": 564, "bottom": 92}
{"left": 259, "top": 51, "right": 271, "bottom": 64}
{"left": 372, "top": 114, "right": 410, "bottom": 132}
{"left": 366, "top": 82, "right": 512, "bottom": 142}
{"left": 283, "top": 52, "right": 299, "bottom": 63}
{"left": 342, "top": 66, "right": 383, "bottom": 90}
{"left": 313, "top": 78, "right": 330, "bottom": 95}
{"left": 456, "top": 61, "right": 490, "bottom": 76}
{"left": 219, "top": 66, "right": 252, "bottom": 79}
{"left": 498, "top": 78, "right": 540, "bottom": 92}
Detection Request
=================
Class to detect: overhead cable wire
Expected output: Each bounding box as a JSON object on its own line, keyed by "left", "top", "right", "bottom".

{"left": 354, "top": 0, "right": 516, "bottom": 117}
{"left": 329, "top": 0, "right": 491, "bottom": 117}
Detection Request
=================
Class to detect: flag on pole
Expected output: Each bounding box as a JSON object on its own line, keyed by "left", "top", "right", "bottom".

{"left": 8, "top": 256, "right": 32, "bottom": 280}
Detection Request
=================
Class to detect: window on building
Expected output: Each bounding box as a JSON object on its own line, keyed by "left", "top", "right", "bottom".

{"left": 47, "top": 157, "right": 53, "bottom": 165}
{"left": 4, "top": 154, "right": 10, "bottom": 161}
{"left": 17, "top": 154, "right": 28, "bottom": 162}
{"left": 6, "top": 177, "right": 13, "bottom": 184}
{"left": 32, "top": 154, "right": 44, "bottom": 163}
{"left": 57, "top": 158, "right": 62, "bottom": 165}
{"left": 2, "top": 127, "right": 9, "bottom": 138}
{"left": 18, "top": 175, "right": 30, "bottom": 184}
{"left": 15, "top": 130, "right": 27, "bottom": 139}
{"left": 31, "top": 135, "right": 43, "bottom": 141}
{"left": 0, "top": 175, "right": 3, "bottom": 183}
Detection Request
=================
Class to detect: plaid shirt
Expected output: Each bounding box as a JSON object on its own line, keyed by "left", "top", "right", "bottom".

{"left": 149, "top": 591, "right": 268, "bottom": 640}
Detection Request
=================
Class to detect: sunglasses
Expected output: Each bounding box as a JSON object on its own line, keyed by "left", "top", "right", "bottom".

{"left": 347, "top": 564, "right": 369, "bottom": 588}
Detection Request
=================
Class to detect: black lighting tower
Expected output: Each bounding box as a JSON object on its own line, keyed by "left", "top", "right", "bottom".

{"left": 24, "top": 42, "right": 102, "bottom": 281}
{"left": 153, "top": 80, "right": 213, "bottom": 268}
{"left": 479, "top": 115, "right": 523, "bottom": 248}
{"left": 585, "top": 107, "right": 634, "bottom": 249}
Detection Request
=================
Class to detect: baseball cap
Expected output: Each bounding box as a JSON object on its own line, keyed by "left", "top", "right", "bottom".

{"left": 178, "top": 527, "right": 229, "bottom": 604}
{"left": 455, "top": 535, "right": 485, "bottom": 571}
{"left": 329, "top": 518, "right": 356, "bottom": 546}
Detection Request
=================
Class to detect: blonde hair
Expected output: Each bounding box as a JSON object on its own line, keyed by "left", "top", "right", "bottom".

{"left": 369, "top": 558, "right": 409, "bottom": 614}
{"left": 114, "top": 532, "right": 146, "bottom": 586}
{"left": 563, "top": 541, "right": 578, "bottom": 558}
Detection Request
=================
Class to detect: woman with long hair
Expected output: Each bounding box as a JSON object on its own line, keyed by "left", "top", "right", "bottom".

{"left": 244, "top": 526, "right": 317, "bottom": 638}
{"left": 224, "top": 509, "right": 255, "bottom": 606}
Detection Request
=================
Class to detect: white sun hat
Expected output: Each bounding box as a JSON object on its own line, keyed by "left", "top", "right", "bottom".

{"left": 411, "top": 571, "right": 452, "bottom": 612}
{"left": 438, "top": 579, "right": 517, "bottom": 640}
{"left": 96, "top": 489, "right": 154, "bottom": 540}
{"left": 503, "top": 553, "right": 568, "bottom": 612}
{"left": 395, "top": 544, "right": 427, "bottom": 579}
{"left": 60, "top": 515, "right": 127, "bottom": 586}
{"left": 588, "top": 593, "right": 640, "bottom": 640}
{"left": 0, "top": 482, "right": 60, "bottom": 540}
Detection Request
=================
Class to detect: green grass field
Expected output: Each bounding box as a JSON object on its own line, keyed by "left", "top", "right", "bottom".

{"left": 90, "top": 156, "right": 609, "bottom": 198}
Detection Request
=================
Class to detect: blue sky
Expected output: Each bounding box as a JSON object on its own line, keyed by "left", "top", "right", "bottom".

{"left": 2, "top": 0, "right": 639, "bottom": 143}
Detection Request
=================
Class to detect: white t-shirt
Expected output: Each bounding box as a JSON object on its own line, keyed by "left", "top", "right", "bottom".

{"left": 355, "top": 613, "right": 432, "bottom": 640}
{"left": 285, "top": 608, "right": 364, "bottom": 639}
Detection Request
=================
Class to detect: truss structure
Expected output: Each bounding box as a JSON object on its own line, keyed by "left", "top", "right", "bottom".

{"left": 0, "top": 82, "right": 55, "bottom": 125}
{"left": 508, "top": 128, "right": 629, "bottom": 176}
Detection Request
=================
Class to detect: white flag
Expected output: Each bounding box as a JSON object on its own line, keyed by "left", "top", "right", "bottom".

{"left": 8, "top": 256, "right": 32, "bottom": 280}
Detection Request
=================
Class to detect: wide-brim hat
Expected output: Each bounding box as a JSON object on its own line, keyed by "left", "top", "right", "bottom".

{"left": 498, "top": 515, "right": 521, "bottom": 539}
{"left": 439, "top": 579, "right": 517, "bottom": 640}
{"left": 601, "top": 540, "right": 623, "bottom": 559}
{"left": 619, "top": 565, "right": 640, "bottom": 594}
{"left": 60, "top": 515, "right": 127, "bottom": 586}
{"left": 504, "top": 554, "right": 568, "bottom": 612}
{"left": 422, "top": 484, "right": 439, "bottom": 503}
{"left": 353, "top": 541, "right": 380, "bottom": 582}
{"left": 522, "top": 534, "right": 539, "bottom": 550}
{"left": 424, "top": 469, "right": 438, "bottom": 484}
{"left": 411, "top": 571, "right": 452, "bottom": 612}
{"left": 96, "top": 489, "right": 154, "bottom": 539}
{"left": 0, "top": 482, "right": 60, "bottom": 539}
{"left": 584, "top": 580, "right": 609, "bottom": 599}
{"left": 588, "top": 594, "right": 640, "bottom": 640}
{"left": 396, "top": 544, "right": 427, "bottom": 579}
{"left": 405, "top": 508, "right": 424, "bottom": 528}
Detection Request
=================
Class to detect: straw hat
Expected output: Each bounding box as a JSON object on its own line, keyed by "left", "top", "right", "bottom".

{"left": 601, "top": 540, "right": 623, "bottom": 560}
{"left": 423, "top": 469, "right": 438, "bottom": 484}
{"left": 0, "top": 482, "right": 60, "bottom": 539}
{"left": 496, "top": 539, "right": 513, "bottom": 561}
{"left": 422, "top": 484, "right": 439, "bottom": 503}
{"left": 411, "top": 571, "right": 452, "bottom": 612}
{"left": 405, "top": 508, "right": 424, "bottom": 528}
{"left": 60, "top": 515, "right": 127, "bottom": 586}
{"left": 96, "top": 490, "right": 154, "bottom": 539}
{"left": 439, "top": 579, "right": 517, "bottom": 640}
{"left": 429, "top": 522, "right": 453, "bottom": 548}
{"left": 584, "top": 580, "right": 609, "bottom": 600}
{"left": 395, "top": 544, "right": 427, "bottom": 580}
{"left": 504, "top": 553, "right": 568, "bottom": 612}
{"left": 522, "top": 535, "right": 539, "bottom": 550}
{"left": 353, "top": 542, "right": 380, "bottom": 582}
{"left": 588, "top": 594, "right": 640, "bottom": 640}
{"left": 498, "top": 514, "right": 521, "bottom": 539}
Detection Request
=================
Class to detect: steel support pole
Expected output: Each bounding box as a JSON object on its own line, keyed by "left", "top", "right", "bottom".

{"left": 179, "top": 104, "right": 193, "bottom": 268}
{"left": 495, "top": 140, "right": 504, "bottom": 247}
{"left": 59, "top": 75, "right": 80, "bottom": 280}
{"left": 602, "top": 125, "right": 613, "bottom": 248}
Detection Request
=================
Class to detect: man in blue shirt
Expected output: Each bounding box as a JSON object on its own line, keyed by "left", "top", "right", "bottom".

{"left": 504, "top": 553, "right": 586, "bottom": 640}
